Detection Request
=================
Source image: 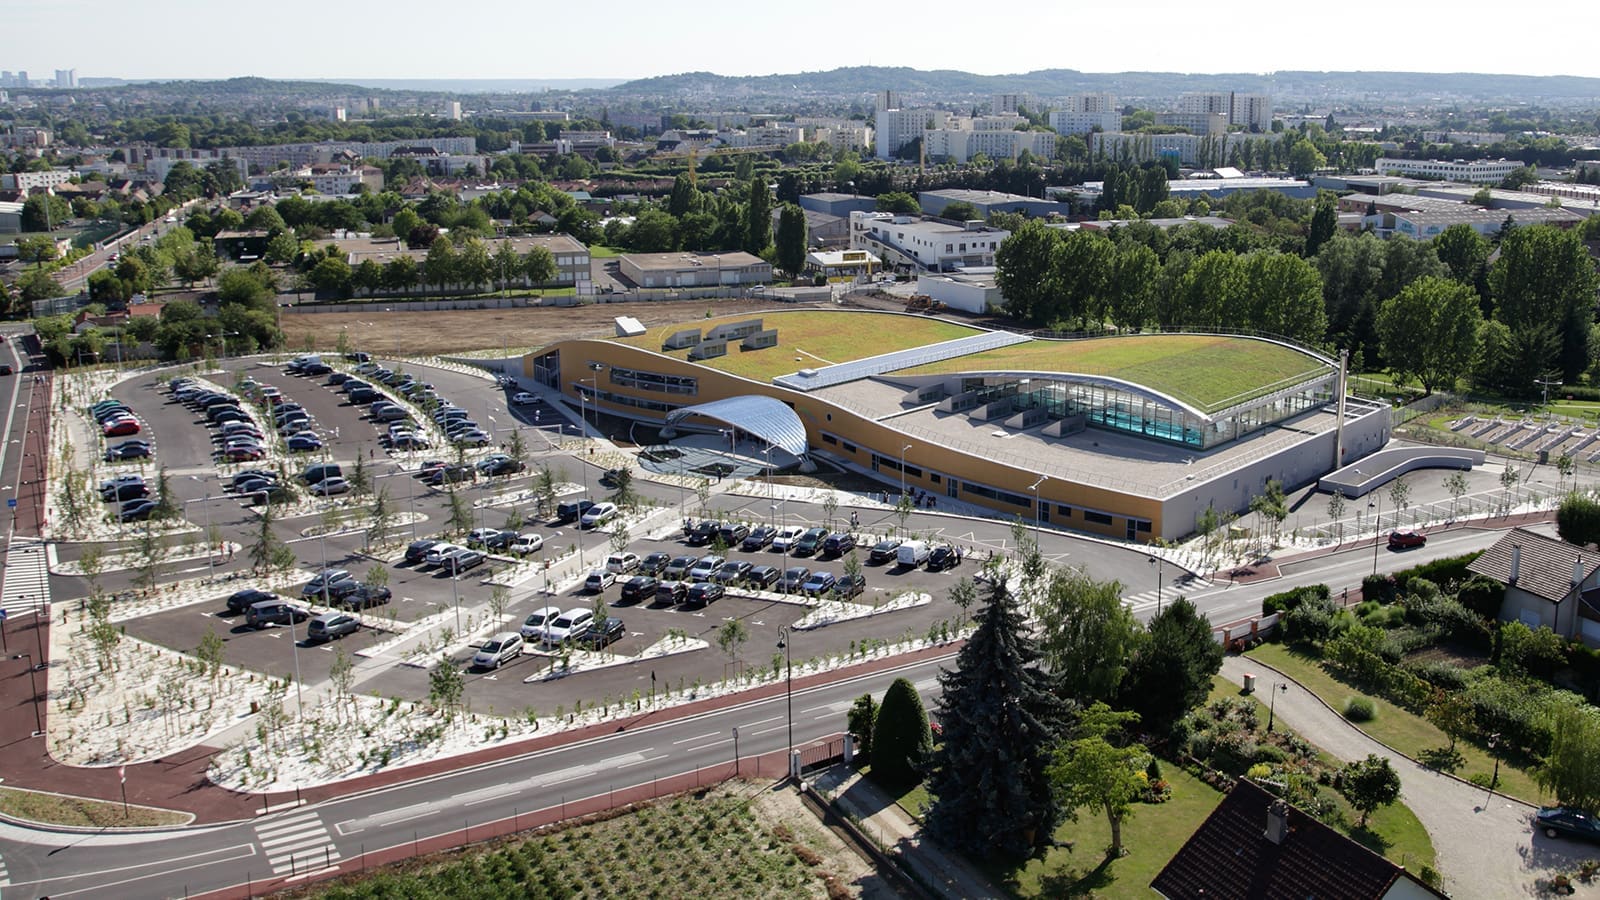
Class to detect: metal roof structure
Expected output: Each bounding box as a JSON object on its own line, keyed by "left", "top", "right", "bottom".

{"left": 773, "top": 330, "right": 1030, "bottom": 392}
{"left": 664, "top": 395, "right": 808, "bottom": 457}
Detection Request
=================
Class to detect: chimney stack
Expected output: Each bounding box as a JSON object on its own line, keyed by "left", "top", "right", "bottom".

{"left": 1510, "top": 544, "right": 1522, "bottom": 584}
{"left": 1575, "top": 557, "right": 1585, "bottom": 588}
{"left": 1265, "top": 798, "right": 1290, "bottom": 845}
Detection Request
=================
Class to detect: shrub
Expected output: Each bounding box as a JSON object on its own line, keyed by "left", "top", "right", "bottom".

{"left": 1344, "top": 696, "right": 1377, "bottom": 722}
{"left": 1401, "top": 659, "right": 1472, "bottom": 692}
{"left": 1263, "top": 584, "right": 1331, "bottom": 617}
{"left": 1393, "top": 552, "right": 1482, "bottom": 594}
{"left": 1282, "top": 592, "right": 1340, "bottom": 646}
{"left": 1458, "top": 574, "right": 1507, "bottom": 620}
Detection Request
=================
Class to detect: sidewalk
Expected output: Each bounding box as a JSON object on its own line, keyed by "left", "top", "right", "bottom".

{"left": 1219, "top": 654, "right": 1592, "bottom": 898}
{"left": 811, "top": 763, "right": 1001, "bottom": 899}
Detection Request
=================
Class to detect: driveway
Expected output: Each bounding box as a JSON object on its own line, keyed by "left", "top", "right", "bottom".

{"left": 1221, "top": 655, "right": 1596, "bottom": 898}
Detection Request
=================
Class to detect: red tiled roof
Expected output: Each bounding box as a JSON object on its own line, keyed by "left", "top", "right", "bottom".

{"left": 1151, "top": 779, "right": 1444, "bottom": 900}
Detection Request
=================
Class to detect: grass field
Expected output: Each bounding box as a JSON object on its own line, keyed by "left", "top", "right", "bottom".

{"left": 893, "top": 333, "right": 1328, "bottom": 413}
{"left": 614, "top": 309, "right": 983, "bottom": 382}
{"left": 1248, "top": 643, "right": 1547, "bottom": 804}
{"left": 0, "top": 785, "right": 191, "bottom": 828}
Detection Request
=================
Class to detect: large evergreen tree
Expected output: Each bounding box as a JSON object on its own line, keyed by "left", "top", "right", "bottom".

{"left": 871, "top": 677, "right": 931, "bottom": 787}
{"left": 1118, "top": 597, "right": 1223, "bottom": 736}
{"left": 926, "top": 581, "right": 1071, "bottom": 862}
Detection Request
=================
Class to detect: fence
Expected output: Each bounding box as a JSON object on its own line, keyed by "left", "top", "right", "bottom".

{"left": 192, "top": 735, "right": 847, "bottom": 900}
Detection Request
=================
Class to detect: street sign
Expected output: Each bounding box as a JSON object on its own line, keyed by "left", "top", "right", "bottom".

{"left": 6, "top": 498, "right": 15, "bottom": 508}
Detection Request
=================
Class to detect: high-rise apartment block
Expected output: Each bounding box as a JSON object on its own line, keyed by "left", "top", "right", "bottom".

{"left": 1179, "top": 91, "right": 1273, "bottom": 131}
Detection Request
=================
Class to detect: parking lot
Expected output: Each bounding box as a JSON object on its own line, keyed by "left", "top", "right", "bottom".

{"left": 69, "top": 353, "right": 979, "bottom": 716}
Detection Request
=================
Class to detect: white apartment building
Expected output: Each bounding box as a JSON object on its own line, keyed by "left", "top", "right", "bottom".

{"left": 0, "top": 170, "right": 75, "bottom": 191}
{"left": 992, "top": 93, "right": 1027, "bottom": 114}
{"left": 1155, "top": 111, "right": 1229, "bottom": 136}
{"left": 923, "top": 128, "right": 1058, "bottom": 164}
{"left": 278, "top": 164, "right": 384, "bottom": 194}
{"left": 849, "top": 212, "right": 1010, "bottom": 272}
{"left": 1373, "top": 157, "right": 1522, "bottom": 184}
{"left": 875, "top": 107, "right": 952, "bottom": 159}
{"left": 811, "top": 123, "right": 873, "bottom": 152}
{"left": 1180, "top": 92, "right": 1272, "bottom": 131}
{"left": 53, "top": 69, "right": 76, "bottom": 89}
{"left": 1063, "top": 93, "right": 1118, "bottom": 115}
{"left": 1049, "top": 110, "right": 1120, "bottom": 135}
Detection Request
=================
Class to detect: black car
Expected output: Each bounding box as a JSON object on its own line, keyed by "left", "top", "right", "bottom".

{"left": 836, "top": 573, "right": 867, "bottom": 599}
{"left": 822, "top": 532, "right": 857, "bottom": 557}
{"left": 927, "top": 545, "right": 960, "bottom": 572}
{"left": 340, "top": 584, "right": 393, "bottom": 610}
{"left": 483, "top": 530, "right": 519, "bottom": 551}
{"left": 1536, "top": 807, "right": 1600, "bottom": 844}
{"left": 105, "top": 441, "right": 152, "bottom": 461}
{"left": 118, "top": 499, "right": 159, "bottom": 522}
{"left": 226, "top": 589, "right": 278, "bottom": 614}
{"left": 555, "top": 498, "right": 595, "bottom": 523}
{"left": 712, "top": 560, "right": 753, "bottom": 586}
{"left": 599, "top": 467, "right": 627, "bottom": 487}
{"left": 655, "top": 580, "right": 688, "bottom": 605}
{"left": 741, "top": 525, "right": 776, "bottom": 552}
{"left": 639, "top": 551, "right": 672, "bottom": 576}
{"left": 868, "top": 537, "right": 904, "bottom": 565}
{"left": 619, "top": 575, "right": 660, "bottom": 604}
{"left": 794, "top": 527, "right": 829, "bottom": 557}
{"left": 687, "top": 520, "right": 719, "bottom": 546}
{"left": 424, "top": 464, "right": 474, "bottom": 486}
{"left": 747, "top": 565, "right": 782, "bottom": 589}
{"left": 241, "top": 483, "right": 293, "bottom": 505}
{"left": 102, "top": 481, "right": 150, "bottom": 503}
{"left": 574, "top": 616, "right": 626, "bottom": 649}
{"left": 403, "top": 539, "right": 439, "bottom": 564}
{"left": 685, "top": 582, "right": 724, "bottom": 606}
{"left": 479, "top": 457, "right": 526, "bottom": 477}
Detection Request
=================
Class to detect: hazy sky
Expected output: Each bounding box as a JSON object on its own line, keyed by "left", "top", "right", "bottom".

{"left": 10, "top": 0, "right": 1599, "bottom": 82}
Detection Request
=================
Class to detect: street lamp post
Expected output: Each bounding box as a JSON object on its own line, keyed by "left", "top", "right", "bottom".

{"left": 1486, "top": 732, "right": 1501, "bottom": 799}
{"left": 1029, "top": 474, "right": 1048, "bottom": 544}
{"left": 776, "top": 626, "right": 794, "bottom": 780}
{"left": 184, "top": 483, "right": 219, "bottom": 583}
{"left": 1266, "top": 681, "right": 1288, "bottom": 733}
{"left": 899, "top": 443, "right": 912, "bottom": 501}
{"left": 12, "top": 653, "right": 42, "bottom": 736}
{"left": 1147, "top": 552, "right": 1165, "bottom": 614}
{"left": 1368, "top": 493, "right": 1383, "bottom": 576}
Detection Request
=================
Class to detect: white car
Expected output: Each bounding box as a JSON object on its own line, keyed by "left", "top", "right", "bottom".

{"left": 512, "top": 392, "right": 537, "bottom": 405}
{"left": 424, "top": 542, "right": 465, "bottom": 567}
{"left": 510, "top": 533, "right": 545, "bottom": 555}
{"left": 688, "top": 555, "right": 725, "bottom": 581}
{"left": 584, "top": 569, "right": 617, "bottom": 593}
{"left": 771, "top": 526, "right": 805, "bottom": 552}
{"left": 544, "top": 609, "right": 595, "bottom": 645}
{"left": 472, "top": 632, "right": 524, "bottom": 670}
{"left": 580, "top": 502, "right": 618, "bottom": 529}
{"left": 519, "top": 605, "right": 561, "bottom": 640}
{"left": 605, "top": 552, "right": 641, "bottom": 575}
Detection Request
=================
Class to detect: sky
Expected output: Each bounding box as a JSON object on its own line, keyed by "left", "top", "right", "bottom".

{"left": 10, "top": 0, "right": 1600, "bottom": 82}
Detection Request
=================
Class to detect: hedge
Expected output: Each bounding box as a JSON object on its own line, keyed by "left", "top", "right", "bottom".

{"left": 1362, "top": 551, "right": 1483, "bottom": 604}
{"left": 1263, "top": 584, "right": 1331, "bottom": 617}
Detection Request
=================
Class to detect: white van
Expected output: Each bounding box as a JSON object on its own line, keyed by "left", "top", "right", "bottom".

{"left": 896, "top": 540, "right": 931, "bottom": 568}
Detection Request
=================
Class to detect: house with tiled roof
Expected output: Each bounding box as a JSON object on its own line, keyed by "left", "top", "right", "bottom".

{"left": 1152, "top": 779, "right": 1446, "bottom": 900}
{"left": 1467, "top": 526, "right": 1600, "bottom": 646}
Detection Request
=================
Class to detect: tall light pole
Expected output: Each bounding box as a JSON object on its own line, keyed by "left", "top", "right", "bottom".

{"left": 776, "top": 625, "right": 794, "bottom": 780}
{"left": 1029, "top": 474, "right": 1048, "bottom": 544}
{"left": 1266, "top": 681, "right": 1288, "bottom": 733}
{"left": 1368, "top": 492, "right": 1383, "bottom": 576}
{"left": 12, "top": 653, "right": 42, "bottom": 736}
{"left": 899, "top": 443, "right": 912, "bottom": 500}
{"left": 185, "top": 481, "right": 219, "bottom": 583}
{"left": 1147, "top": 552, "right": 1165, "bottom": 614}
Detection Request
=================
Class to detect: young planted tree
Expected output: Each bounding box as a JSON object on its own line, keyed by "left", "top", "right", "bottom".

{"left": 196, "top": 628, "right": 225, "bottom": 686}
{"left": 428, "top": 657, "right": 465, "bottom": 721}
{"left": 153, "top": 466, "right": 178, "bottom": 521}
{"left": 609, "top": 523, "right": 632, "bottom": 556}
{"left": 1500, "top": 464, "right": 1520, "bottom": 513}
{"left": 135, "top": 527, "right": 168, "bottom": 592}
{"left": 1050, "top": 703, "right": 1148, "bottom": 858}
{"left": 948, "top": 576, "right": 977, "bottom": 628}
{"left": 847, "top": 693, "right": 878, "bottom": 760}
{"left": 447, "top": 486, "right": 473, "bottom": 538}
{"left": 895, "top": 492, "right": 914, "bottom": 535}
{"left": 78, "top": 543, "right": 106, "bottom": 611}
{"left": 1388, "top": 476, "right": 1412, "bottom": 529}
{"left": 367, "top": 486, "right": 394, "bottom": 549}
{"left": 1338, "top": 754, "right": 1402, "bottom": 826}
{"left": 1327, "top": 490, "right": 1347, "bottom": 545}
{"left": 534, "top": 465, "right": 558, "bottom": 519}
{"left": 926, "top": 580, "right": 1070, "bottom": 862}
{"left": 871, "top": 676, "right": 932, "bottom": 789}
{"left": 1248, "top": 479, "right": 1287, "bottom": 551}
{"left": 348, "top": 454, "right": 370, "bottom": 497}
{"left": 329, "top": 645, "right": 355, "bottom": 723}
{"left": 87, "top": 595, "right": 120, "bottom": 671}
{"left": 822, "top": 493, "right": 839, "bottom": 532}
{"left": 609, "top": 466, "right": 638, "bottom": 510}
{"left": 716, "top": 619, "right": 749, "bottom": 678}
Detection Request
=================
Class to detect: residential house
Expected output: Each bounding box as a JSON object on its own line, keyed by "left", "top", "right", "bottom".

{"left": 1467, "top": 526, "right": 1600, "bottom": 647}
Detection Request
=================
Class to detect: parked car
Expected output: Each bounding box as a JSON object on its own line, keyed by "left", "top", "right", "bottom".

{"left": 1536, "top": 807, "right": 1600, "bottom": 844}
{"left": 301, "top": 463, "right": 342, "bottom": 485}
{"left": 687, "top": 520, "right": 720, "bottom": 546}
{"left": 105, "top": 441, "right": 152, "bottom": 462}
{"left": 573, "top": 616, "right": 625, "bottom": 650}
{"left": 927, "top": 544, "right": 960, "bottom": 572}
{"left": 452, "top": 429, "right": 492, "bottom": 447}
{"left": 103, "top": 419, "right": 142, "bottom": 437}
{"left": 655, "top": 581, "right": 688, "bottom": 605}
{"left": 605, "top": 552, "right": 641, "bottom": 575}
{"left": 101, "top": 476, "right": 148, "bottom": 502}
{"left": 663, "top": 555, "right": 699, "bottom": 581}
{"left": 896, "top": 540, "right": 932, "bottom": 568}
{"left": 519, "top": 606, "right": 562, "bottom": 641}
{"left": 544, "top": 609, "right": 595, "bottom": 644}
{"left": 443, "top": 548, "right": 486, "bottom": 574}
{"left": 512, "top": 391, "right": 537, "bottom": 405}
{"left": 424, "top": 542, "right": 465, "bottom": 567}
{"left": 685, "top": 581, "right": 724, "bottom": 606}
{"left": 482, "top": 530, "right": 519, "bottom": 551}
{"left": 424, "top": 464, "right": 474, "bottom": 486}
{"left": 639, "top": 551, "right": 672, "bottom": 576}
{"left": 688, "top": 555, "right": 725, "bottom": 581}
{"left": 287, "top": 434, "right": 323, "bottom": 452}
{"left": 584, "top": 570, "right": 617, "bottom": 593}
{"left": 510, "top": 533, "right": 545, "bottom": 555}
{"left": 741, "top": 525, "right": 777, "bottom": 552}
{"left": 473, "top": 632, "right": 524, "bottom": 670}
{"left": 555, "top": 498, "right": 594, "bottom": 523}
{"left": 467, "top": 527, "right": 503, "bottom": 548}
{"left": 712, "top": 560, "right": 753, "bottom": 586}
{"left": 778, "top": 566, "right": 811, "bottom": 592}
{"left": 836, "top": 573, "right": 867, "bottom": 599}
{"left": 718, "top": 522, "right": 751, "bottom": 546}
{"left": 771, "top": 526, "right": 805, "bottom": 552}
{"left": 392, "top": 432, "right": 432, "bottom": 451}
{"left": 226, "top": 589, "right": 278, "bottom": 614}
{"left": 1388, "top": 530, "right": 1427, "bottom": 550}
{"left": 340, "top": 584, "right": 392, "bottom": 609}
{"left": 310, "top": 477, "right": 350, "bottom": 496}
{"left": 580, "top": 502, "right": 618, "bottom": 529}
{"left": 302, "top": 569, "right": 355, "bottom": 599}
{"left": 747, "top": 565, "right": 782, "bottom": 589}
{"left": 247, "top": 599, "right": 309, "bottom": 629}
{"left": 307, "top": 612, "right": 359, "bottom": 642}
{"left": 801, "top": 571, "right": 838, "bottom": 596}
{"left": 477, "top": 454, "right": 525, "bottom": 477}
{"left": 822, "top": 533, "right": 857, "bottom": 557}
{"left": 118, "top": 499, "right": 159, "bottom": 522}
{"left": 620, "top": 575, "right": 660, "bottom": 604}
{"left": 794, "top": 527, "right": 829, "bottom": 557}
{"left": 404, "top": 539, "right": 441, "bottom": 564}
{"left": 870, "top": 534, "right": 908, "bottom": 563}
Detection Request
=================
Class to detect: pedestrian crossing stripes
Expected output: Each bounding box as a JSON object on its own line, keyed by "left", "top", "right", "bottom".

{"left": 1, "top": 539, "right": 51, "bottom": 615}
{"left": 0, "top": 849, "right": 11, "bottom": 885}
{"left": 1122, "top": 583, "right": 1210, "bottom": 613}
{"left": 255, "top": 809, "right": 341, "bottom": 876}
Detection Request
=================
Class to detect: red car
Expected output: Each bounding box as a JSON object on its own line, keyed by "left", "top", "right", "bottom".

{"left": 225, "top": 446, "right": 265, "bottom": 462}
{"left": 103, "top": 419, "right": 142, "bottom": 437}
{"left": 1387, "top": 530, "right": 1427, "bottom": 550}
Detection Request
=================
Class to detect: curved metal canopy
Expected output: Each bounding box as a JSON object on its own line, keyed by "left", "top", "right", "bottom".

{"left": 664, "top": 395, "right": 808, "bottom": 457}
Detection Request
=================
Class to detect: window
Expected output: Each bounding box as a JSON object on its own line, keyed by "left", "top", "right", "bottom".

{"left": 842, "top": 442, "right": 856, "bottom": 453}
{"left": 1133, "top": 519, "right": 1152, "bottom": 533}
{"left": 930, "top": 473, "right": 941, "bottom": 485}
{"left": 1083, "top": 510, "right": 1113, "bottom": 526}
{"left": 821, "top": 433, "right": 838, "bottom": 446}
{"left": 1055, "top": 504, "right": 1073, "bottom": 518}
{"left": 960, "top": 481, "right": 1031, "bottom": 508}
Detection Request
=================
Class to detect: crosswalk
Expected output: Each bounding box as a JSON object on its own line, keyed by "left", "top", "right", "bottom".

{"left": 1122, "top": 583, "right": 1209, "bottom": 614}
{"left": 0, "top": 848, "right": 11, "bottom": 887}
{"left": 1, "top": 538, "right": 51, "bottom": 615}
{"left": 255, "top": 809, "right": 341, "bottom": 876}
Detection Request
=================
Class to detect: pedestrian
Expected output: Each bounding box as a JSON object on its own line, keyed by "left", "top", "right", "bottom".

{"left": 850, "top": 511, "right": 859, "bottom": 528}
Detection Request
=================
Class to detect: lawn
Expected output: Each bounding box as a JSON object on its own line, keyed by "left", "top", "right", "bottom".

{"left": 614, "top": 309, "right": 983, "bottom": 382}
{"left": 1247, "top": 642, "right": 1548, "bottom": 804}
{"left": 0, "top": 785, "right": 191, "bottom": 828}
{"left": 588, "top": 244, "right": 623, "bottom": 258}
{"left": 891, "top": 333, "right": 1329, "bottom": 413}
{"left": 305, "top": 787, "right": 851, "bottom": 899}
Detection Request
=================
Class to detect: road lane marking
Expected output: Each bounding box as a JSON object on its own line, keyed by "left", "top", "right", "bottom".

{"left": 673, "top": 731, "right": 719, "bottom": 745}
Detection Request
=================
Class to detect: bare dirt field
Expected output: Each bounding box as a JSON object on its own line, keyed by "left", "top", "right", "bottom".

{"left": 280, "top": 299, "right": 825, "bottom": 358}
